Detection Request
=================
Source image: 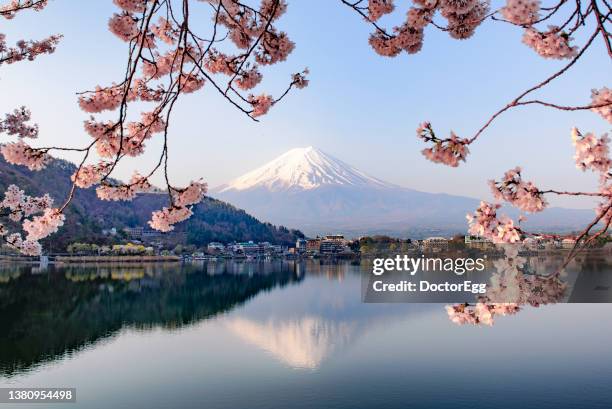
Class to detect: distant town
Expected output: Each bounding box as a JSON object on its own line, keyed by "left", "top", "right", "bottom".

{"left": 2, "top": 224, "right": 608, "bottom": 263}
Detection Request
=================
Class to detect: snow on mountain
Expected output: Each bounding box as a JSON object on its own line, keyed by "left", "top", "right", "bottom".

{"left": 212, "top": 147, "right": 594, "bottom": 237}
{"left": 217, "top": 146, "right": 394, "bottom": 193}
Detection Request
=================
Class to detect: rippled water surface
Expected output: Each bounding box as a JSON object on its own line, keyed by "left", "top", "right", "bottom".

{"left": 1, "top": 260, "right": 611, "bottom": 409}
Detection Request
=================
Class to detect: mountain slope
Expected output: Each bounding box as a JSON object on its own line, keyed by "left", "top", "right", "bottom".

{"left": 212, "top": 147, "right": 595, "bottom": 237}
{"left": 218, "top": 146, "right": 393, "bottom": 192}
{"left": 0, "top": 157, "right": 304, "bottom": 250}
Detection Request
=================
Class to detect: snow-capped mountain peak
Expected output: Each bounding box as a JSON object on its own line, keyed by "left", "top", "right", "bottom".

{"left": 217, "top": 146, "right": 394, "bottom": 192}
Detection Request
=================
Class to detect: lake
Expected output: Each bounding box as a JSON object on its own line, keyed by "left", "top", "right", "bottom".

{"left": 1, "top": 259, "right": 612, "bottom": 409}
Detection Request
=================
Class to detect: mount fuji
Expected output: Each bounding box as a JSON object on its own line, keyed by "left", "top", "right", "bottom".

{"left": 212, "top": 147, "right": 593, "bottom": 237}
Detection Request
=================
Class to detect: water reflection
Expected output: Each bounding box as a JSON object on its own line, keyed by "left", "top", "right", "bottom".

{"left": 0, "top": 252, "right": 610, "bottom": 378}
{"left": 0, "top": 261, "right": 303, "bottom": 377}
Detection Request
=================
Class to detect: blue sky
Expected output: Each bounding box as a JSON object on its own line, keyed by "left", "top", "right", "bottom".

{"left": 1, "top": 1, "right": 610, "bottom": 209}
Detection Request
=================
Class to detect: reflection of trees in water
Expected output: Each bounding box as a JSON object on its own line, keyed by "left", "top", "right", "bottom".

{"left": 0, "top": 262, "right": 302, "bottom": 377}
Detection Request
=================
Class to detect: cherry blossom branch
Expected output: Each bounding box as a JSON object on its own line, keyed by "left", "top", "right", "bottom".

{"left": 468, "top": 26, "right": 601, "bottom": 144}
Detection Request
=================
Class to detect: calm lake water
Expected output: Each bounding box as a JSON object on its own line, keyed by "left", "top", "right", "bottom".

{"left": 1, "top": 259, "right": 612, "bottom": 409}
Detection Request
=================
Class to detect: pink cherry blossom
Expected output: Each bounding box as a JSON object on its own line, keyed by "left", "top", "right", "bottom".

{"left": 1, "top": 1, "right": 49, "bottom": 19}
{"left": 522, "top": 27, "right": 577, "bottom": 59}
{"left": 96, "top": 172, "right": 151, "bottom": 201}
{"left": 148, "top": 206, "right": 192, "bottom": 232}
{"left": 234, "top": 66, "right": 263, "bottom": 91}
{"left": 292, "top": 68, "right": 309, "bottom": 89}
{"left": 368, "top": 0, "right": 395, "bottom": 22}
{"left": 418, "top": 123, "right": 470, "bottom": 167}
{"left": 4, "top": 233, "right": 42, "bottom": 256}
{"left": 441, "top": 1, "right": 489, "bottom": 40}
{"left": 108, "top": 13, "right": 139, "bottom": 42}
{"left": 22, "top": 207, "right": 65, "bottom": 241}
{"left": 501, "top": 0, "right": 540, "bottom": 25}
{"left": 0, "top": 33, "right": 61, "bottom": 66}
{"left": 171, "top": 180, "right": 207, "bottom": 207}
{"left": 78, "top": 84, "right": 124, "bottom": 113}
{"left": 407, "top": 7, "right": 434, "bottom": 29}
{"left": 249, "top": 94, "right": 274, "bottom": 117}
{"left": 0, "top": 139, "right": 49, "bottom": 170}
{"left": 113, "top": 0, "right": 147, "bottom": 13}
{"left": 571, "top": 128, "right": 611, "bottom": 174}
{"left": 150, "top": 16, "right": 177, "bottom": 45}
{"left": 467, "top": 201, "right": 523, "bottom": 243}
{"left": 489, "top": 167, "right": 548, "bottom": 213}
{"left": 0, "top": 106, "right": 38, "bottom": 138}
{"left": 179, "top": 73, "right": 205, "bottom": 93}
{"left": 71, "top": 162, "right": 112, "bottom": 188}
{"left": 255, "top": 29, "right": 295, "bottom": 65}
{"left": 439, "top": 0, "right": 478, "bottom": 15}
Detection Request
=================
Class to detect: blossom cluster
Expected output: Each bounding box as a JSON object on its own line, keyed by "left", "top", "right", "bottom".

{"left": 417, "top": 122, "right": 470, "bottom": 167}
{"left": 0, "top": 33, "right": 61, "bottom": 65}
{"left": 148, "top": 206, "right": 193, "bottom": 232}
{"left": 0, "top": 106, "right": 38, "bottom": 137}
{"left": 0, "top": 139, "right": 49, "bottom": 170}
{"left": 488, "top": 167, "right": 547, "bottom": 213}
{"left": 571, "top": 128, "right": 611, "bottom": 175}
{"left": 171, "top": 180, "right": 207, "bottom": 207}
{"left": 0, "top": 184, "right": 58, "bottom": 256}
{"left": 466, "top": 201, "right": 522, "bottom": 243}
{"left": 501, "top": 0, "right": 540, "bottom": 25}
{"left": 365, "top": 0, "right": 490, "bottom": 57}
{"left": 522, "top": 27, "right": 577, "bottom": 60}
{"left": 96, "top": 172, "right": 152, "bottom": 201}
{"left": 1, "top": 0, "right": 49, "bottom": 19}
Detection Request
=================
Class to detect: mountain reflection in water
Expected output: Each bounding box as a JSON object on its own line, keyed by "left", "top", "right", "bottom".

{"left": 0, "top": 253, "right": 610, "bottom": 378}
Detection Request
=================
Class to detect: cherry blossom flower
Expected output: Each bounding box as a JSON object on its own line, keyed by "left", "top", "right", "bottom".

{"left": 407, "top": 7, "right": 434, "bottom": 29}
{"left": 590, "top": 87, "right": 612, "bottom": 124}
{"left": 522, "top": 27, "right": 577, "bottom": 59}
{"left": 368, "top": 0, "right": 395, "bottom": 22}
{"left": 0, "top": 33, "right": 61, "bottom": 66}
{"left": 71, "top": 162, "right": 112, "bottom": 188}
{"left": 108, "top": 12, "right": 139, "bottom": 42}
{"left": 78, "top": 84, "right": 125, "bottom": 113}
{"left": 0, "top": 139, "right": 49, "bottom": 170}
{"left": 292, "top": 68, "right": 309, "bottom": 89}
{"left": 489, "top": 167, "right": 548, "bottom": 213}
{"left": 1, "top": 184, "right": 52, "bottom": 221}
{"left": 113, "top": 0, "right": 147, "bottom": 14}
{"left": 467, "top": 201, "right": 523, "bottom": 243}
{"left": 4, "top": 233, "right": 42, "bottom": 256}
{"left": 571, "top": 128, "right": 611, "bottom": 174}
{"left": 0, "top": 106, "right": 38, "bottom": 138}
{"left": 1, "top": 1, "right": 49, "bottom": 19}
{"left": 150, "top": 16, "right": 177, "bottom": 45}
{"left": 22, "top": 207, "right": 65, "bottom": 241}
{"left": 369, "top": 31, "right": 401, "bottom": 57}
{"left": 439, "top": 0, "right": 478, "bottom": 15}
{"left": 417, "top": 122, "right": 470, "bottom": 167}
{"left": 96, "top": 172, "right": 151, "bottom": 201}
{"left": 234, "top": 66, "right": 262, "bottom": 91}
{"left": 441, "top": 1, "right": 489, "bottom": 40}
{"left": 249, "top": 94, "right": 274, "bottom": 117}
{"left": 171, "top": 180, "right": 207, "bottom": 207}
{"left": 255, "top": 29, "right": 294, "bottom": 65}
{"left": 148, "top": 206, "right": 192, "bottom": 232}
{"left": 501, "top": 0, "right": 540, "bottom": 25}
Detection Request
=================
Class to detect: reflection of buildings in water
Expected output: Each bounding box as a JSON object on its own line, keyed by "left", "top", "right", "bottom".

{"left": 225, "top": 317, "right": 357, "bottom": 369}
{"left": 300, "top": 260, "right": 350, "bottom": 281}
